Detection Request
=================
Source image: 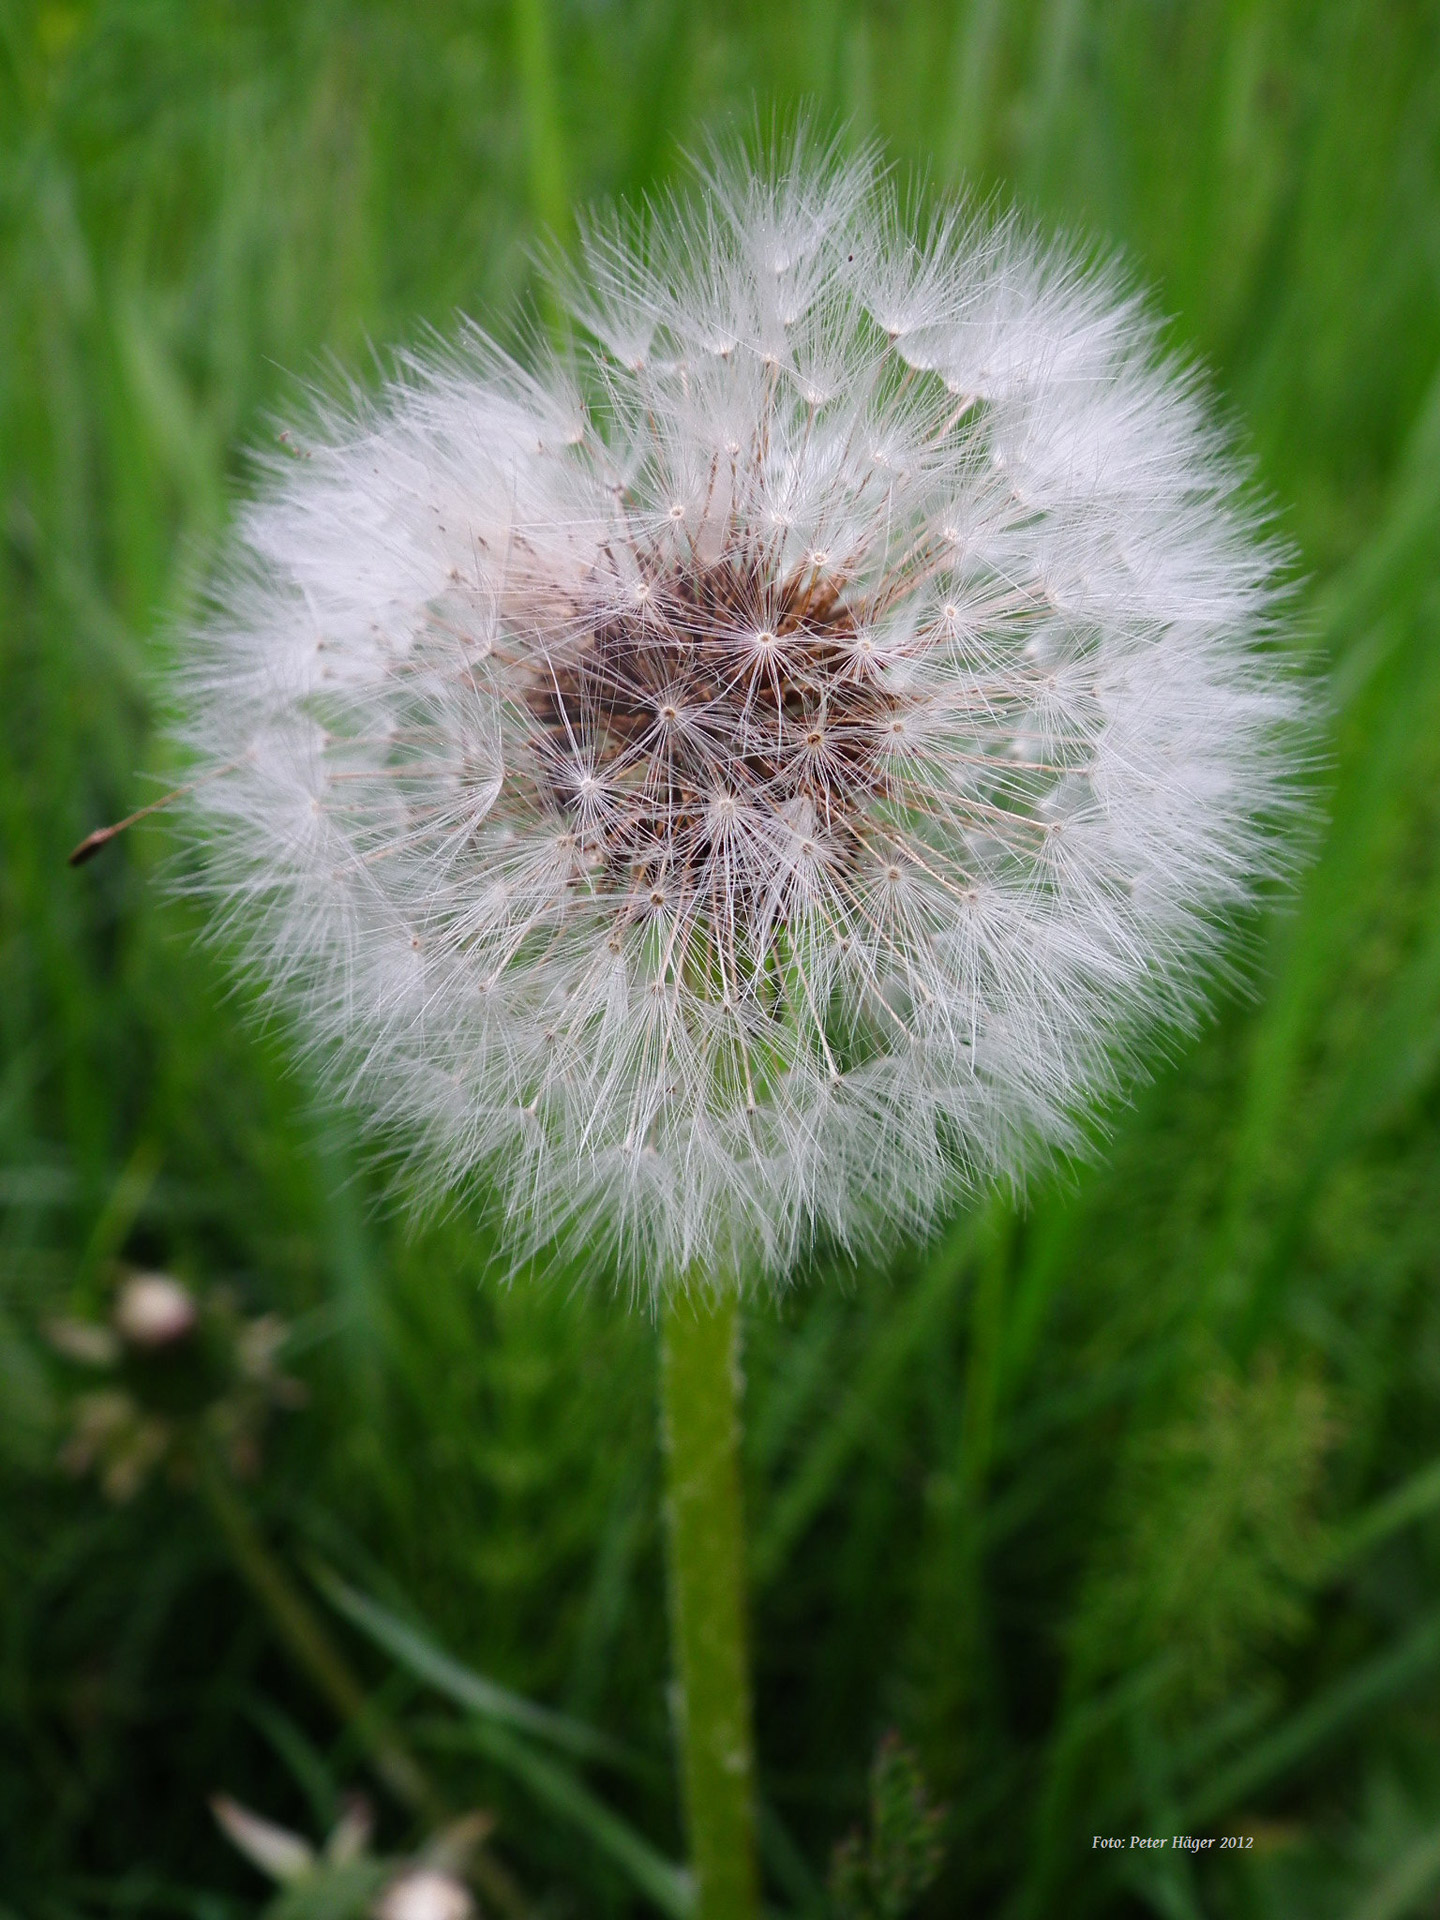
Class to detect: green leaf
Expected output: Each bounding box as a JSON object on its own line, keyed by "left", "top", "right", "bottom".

{"left": 1183, "top": 1607, "right": 1440, "bottom": 1826}
{"left": 262, "top": 1861, "right": 392, "bottom": 1920}
{"left": 1347, "top": 1821, "right": 1440, "bottom": 1920}
{"left": 423, "top": 1720, "right": 694, "bottom": 1919}
{"left": 310, "top": 1562, "right": 631, "bottom": 1767}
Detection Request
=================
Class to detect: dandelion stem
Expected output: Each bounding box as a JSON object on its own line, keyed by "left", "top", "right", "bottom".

{"left": 659, "top": 1288, "right": 759, "bottom": 1920}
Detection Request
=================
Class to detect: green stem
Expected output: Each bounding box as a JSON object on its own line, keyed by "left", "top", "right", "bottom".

{"left": 197, "top": 1453, "right": 436, "bottom": 1815}
{"left": 511, "top": 0, "right": 571, "bottom": 346}
{"left": 658, "top": 1289, "right": 759, "bottom": 1920}
{"left": 197, "top": 1458, "right": 530, "bottom": 1918}
{"left": 513, "top": 0, "right": 569, "bottom": 239}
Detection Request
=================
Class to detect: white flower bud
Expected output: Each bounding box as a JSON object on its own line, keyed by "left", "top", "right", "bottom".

{"left": 373, "top": 1868, "right": 475, "bottom": 1920}
{"left": 113, "top": 1273, "right": 197, "bottom": 1348}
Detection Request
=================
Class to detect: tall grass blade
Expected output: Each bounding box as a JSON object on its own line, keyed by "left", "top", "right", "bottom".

{"left": 311, "top": 1564, "right": 631, "bottom": 1767}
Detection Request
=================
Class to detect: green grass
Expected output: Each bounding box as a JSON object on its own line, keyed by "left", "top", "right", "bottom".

{"left": 3, "top": 0, "right": 1440, "bottom": 1914}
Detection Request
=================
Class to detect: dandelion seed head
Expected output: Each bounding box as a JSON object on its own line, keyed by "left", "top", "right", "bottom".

{"left": 179, "top": 137, "right": 1304, "bottom": 1292}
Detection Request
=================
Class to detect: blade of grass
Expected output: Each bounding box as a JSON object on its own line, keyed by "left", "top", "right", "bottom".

{"left": 1329, "top": 1457, "right": 1440, "bottom": 1571}
{"left": 513, "top": 0, "right": 569, "bottom": 243}
{"left": 311, "top": 1563, "right": 632, "bottom": 1769}
{"left": 1180, "top": 1605, "right": 1440, "bottom": 1827}
{"left": 1237, "top": 846, "right": 1440, "bottom": 1353}
{"left": 1347, "top": 1821, "right": 1440, "bottom": 1920}
{"left": 198, "top": 1465, "right": 439, "bottom": 1822}
{"left": 1208, "top": 365, "right": 1440, "bottom": 1311}
{"left": 750, "top": 1216, "right": 975, "bottom": 1586}
{"left": 1010, "top": 1656, "right": 1180, "bottom": 1920}
{"left": 422, "top": 1719, "right": 694, "bottom": 1919}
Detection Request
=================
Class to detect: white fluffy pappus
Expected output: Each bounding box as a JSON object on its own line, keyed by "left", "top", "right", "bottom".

{"left": 178, "top": 138, "right": 1304, "bottom": 1291}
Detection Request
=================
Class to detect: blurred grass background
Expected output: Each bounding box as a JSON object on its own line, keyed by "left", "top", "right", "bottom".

{"left": 3, "top": 0, "right": 1440, "bottom": 1914}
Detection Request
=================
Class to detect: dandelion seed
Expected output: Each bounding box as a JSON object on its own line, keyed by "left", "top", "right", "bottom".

{"left": 177, "top": 138, "right": 1303, "bottom": 1293}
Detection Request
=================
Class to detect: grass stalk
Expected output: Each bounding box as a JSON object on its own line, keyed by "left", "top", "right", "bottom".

{"left": 197, "top": 1450, "right": 439, "bottom": 1819}
{"left": 199, "top": 1460, "right": 533, "bottom": 1917}
{"left": 658, "top": 1287, "right": 758, "bottom": 1920}
{"left": 513, "top": 0, "right": 570, "bottom": 241}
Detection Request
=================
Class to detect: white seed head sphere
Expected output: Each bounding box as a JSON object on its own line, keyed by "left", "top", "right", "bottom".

{"left": 181, "top": 143, "right": 1301, "bottom": 1291}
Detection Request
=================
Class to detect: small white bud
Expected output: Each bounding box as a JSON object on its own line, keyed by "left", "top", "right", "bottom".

{"left": 114, "top": 1274, "right": 197, "bottom": 1349}
{"left": 373, "top": 1869, "right": 475, "bottom": 1920}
